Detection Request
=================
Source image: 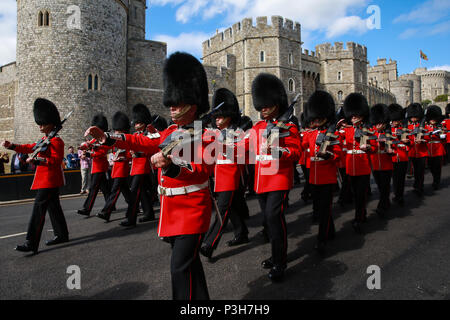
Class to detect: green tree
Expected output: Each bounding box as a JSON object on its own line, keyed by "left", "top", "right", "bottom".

{"left": 434, "top": 94, "right": 448, "bottom": 102}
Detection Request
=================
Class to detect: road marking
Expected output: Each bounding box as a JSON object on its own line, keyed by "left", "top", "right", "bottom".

{"left": 0, "top": 230, "right": 53, "bottom": 240}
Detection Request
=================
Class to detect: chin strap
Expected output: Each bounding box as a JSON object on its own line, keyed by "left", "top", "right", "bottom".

{"left": 172, "top": 105, "right": 193, "bottom": 121}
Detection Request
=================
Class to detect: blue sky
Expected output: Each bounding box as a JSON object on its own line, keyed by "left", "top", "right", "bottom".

{"left": 0, "top": 0, "right": 449, "bottom": 76}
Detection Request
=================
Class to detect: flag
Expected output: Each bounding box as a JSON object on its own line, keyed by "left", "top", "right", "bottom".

{"left": 420, "top": 50, "right": 429, "bottom": 61}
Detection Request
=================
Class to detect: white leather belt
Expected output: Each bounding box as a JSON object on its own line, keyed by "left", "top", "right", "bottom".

{"left": 397, "top": 144, "right": 406, "bottom": 147}
{"left": 146, "top": 133, "right": 161, "bottom": 139}
{"left": 216, "top": 159, "right": 233, "bottom": 165}
{"left": 158, "top": 181, "right": 208, "bottom": 197}
{"left": 429, "top": 141, "right": 441, "bottom": 144}
{"left": 311, "top": 157, "right": 326, "bottom": 162}
{"left": 347, "top": 150, "right": 366, "bottom": 155}
{"left": 256, "top": 155, "right": 274, "bottom": 161}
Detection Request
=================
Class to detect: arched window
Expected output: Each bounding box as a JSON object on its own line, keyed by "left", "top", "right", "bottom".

{"left": 338, "top": 91, "right": 344, "bottom": 102}
{"left": 260, "top": 51, "right": 265, "bottom": 63}
{"left": 88, "top": 74, "right": 93, "bottom": 90}
{"left": 38, "top": 11, "right": 44, "bottom": 26}
{"left": 337, "top": 71, "right": 342, "bottom": 81}
{"left": 288, "top": 53, "right": 293, "bottom": 65}
{"left": 288, "top": 79, "right": 295, "bottom": 92}
{"left": 94, "top": 75, "right": 99, "bottom": 91}
{"left": 44, "top": 11, "right": 50, "bottom": 26}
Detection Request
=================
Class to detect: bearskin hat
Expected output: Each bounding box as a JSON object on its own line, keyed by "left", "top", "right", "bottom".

{"left": 405, "top": 103, "right": 424, "bottom": 120}
{"left": 132, "top": 104, "right": 152, "bottom": 125}
{"left": 300, "top": 112, "right": 307, "bottom": 128}
{"left": 152, "top": 114, "right": 168, "bottom": 132}
{"left": 91, "top": 113, "right": 108, "bottom": 132}
{"left": 370, "top": 104, "right": 390, "bottom": 125}
{"left": 445, "top": 103, "right": 450, "bottom": 118}
{"left": 112, "top": 111, "right": 131, "bottom": 133}
{"left": 388, "top": 103, "right": 404, "bottom": 122}
{"left": 212, "top": 88, "right": 240, "bottom": 125}
{"left": 162, "top": 52, "right": 210, "bottom": 115}
{"left": 425, "top": 105, "right": 443, "bottom": 122}
{"left": 304, "top": 90, "right": 335, "bottom": 125}
{"left": 343, "top": 93, "right": 369, "bottom": 120}
{"left": 33, "top": 98, "right": 61, "bottom": 126}
{"left": 239, "top": 116, "right": 253, "bottom": 131}
{"left": 252, "top": 73, "right": 288, "bottom": 114}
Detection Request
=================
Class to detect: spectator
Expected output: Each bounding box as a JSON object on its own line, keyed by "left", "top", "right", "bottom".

{"left": 66, "top": 146, "right": 80, "bottom": 169}
{"left": 0, "top": 152, "right": 9, "bottom": 175}
{"left": 78, "top": 145, "right": 91, "bottom": 194}
{"left": 11, "top": 153, "right": 29, "bottom": 174}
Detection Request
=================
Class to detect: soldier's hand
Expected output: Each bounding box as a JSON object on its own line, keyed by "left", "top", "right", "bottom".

{"left": 360, "top": 144, "right": 370, "bottom": 151}
{"left": 337, "top": 119, "right": 346, "bottom": 129}
{"left": 147, "top": 124, "right": 157, "bottom": 134}
{"left": 151, "top": 152, "right": 172, "bottom": 169}
{"left": 2, "top": 140, "right": 12, "bottom": 149}
{"left": 85, "top": 126, "right": 106, "bottom": 143}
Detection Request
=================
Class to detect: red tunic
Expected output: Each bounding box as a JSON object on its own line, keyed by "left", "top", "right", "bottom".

{"left": 14, "top": 136, "right": 65, "bottom": 190}
{"left": 130, "top": 132, "right": 154, "bottom": 176}
{"left": 89, "top": 138, "right": 110, "bottom": 174}
{"left": 426, "top": 125, "right": 446, "bottom": 157}
{"left": 370, "top": 131, "right": 394, "bottom": 171}
{"left": 443, "top": 119, "right": 450, "bottom": 143}
{"left": 302, "top": 129, "right": 341, "bottom": 185}
{"left": 337, "top": 129, "right": 347, "bottom": 169}
{"left": 391, "top": 127, "right": 410, "bottom": 163}
{"left": 113, "top": 124, "right": 213, "bottom": 238}
{"left": 344, "top": 126, "right": 375, "bottom": 176}
{"left": 111, "top": 148, "right": 132, "bottom": 179}
{"left": 246, "top": 120, "right": 301, "bottom": 194}
{"left": 407, "top": 123, "right": 430, "bottom": 158}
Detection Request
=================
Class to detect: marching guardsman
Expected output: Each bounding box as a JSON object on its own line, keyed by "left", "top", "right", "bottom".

{"left": 200, "top": 88, "right": 249, "bottom": 259}
{"left": 443, "top": 104, "right": 450, "bottom": 164}
{"left": 425, "top": 105, "right": 446, "bottom": 190}
{"left": 119, "top": 104, "right": 156, "bottom": 227}
{"left": 77, "top": 114, "right": 111, "bottom": 217}
{"left": 302, "top": 91, "right": 341, "bottom": 254}
{"left": 299, "top": 113, "right": 313, "bottom": 204}
{"left": 3, "top": 98, "right": 69, "bottom": 254}
{"left": 245, "top": 73, "right": 301, "bottom": 282}
{"left": 369, "top": 104, "right": 395, "bottom": 218}
{"left": 389, "top": 103, "right": 409, "bottom": 206}
{"left": 336, "top": 109, "right": 353, "bottom": 207}
{"left": 97, "top": 112, "right": 132, "bottom": 222}
{"left": 406, "top": 103, "right": 430, "bottom": 197}
{"left": 342, "top": 93, "right": 374, "bottom": 234}
{"left": 85, "top": 52, "right": 213, "bottom": 300}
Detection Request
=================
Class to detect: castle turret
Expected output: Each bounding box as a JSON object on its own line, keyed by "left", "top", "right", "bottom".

{"left": 15, "top": 0, "right": 129, "bottom": 147}
{"left": 128, "top": 0, "right": 146, "bottom": 40}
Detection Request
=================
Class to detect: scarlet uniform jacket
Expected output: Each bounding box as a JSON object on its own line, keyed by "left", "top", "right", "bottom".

{"left": 89, "top": 138, "right": 110, "bottom": 174}
{"left": 426, "top": 124, "right": 446, "bottom": 157}
{"left": 14, "top": 136, "right": 65, "bottom": 190}
{"left": 302, "top": 129, "right": 341, "bottom": 185}
{"left": 391, "top": 127, "right": 410, "bottom": 163}
{"left": 302, "top": 130, "right": 313, "bottom": 169}
{"left": 407, "top": 123, "right": 430, "bottom": 158}
{"left": 370, "top": 130, "right": 394, "bottom": 171}
{"left": 337, "top": 129, "right": 347, "bottom": 169}
{"left": 111, "top": 148, "right": 132, "bottom": 179}
{"left": 343, "top": 126, "right": 375, "bottom": 176}
{"left": 130, "top": 131, "right": 153, "bottom": 176}
{"left": 112, "top": 124, "right": 213, "bottom": 238}
{"left": 443, "top": 119, "right": 450, "bottom": 143}
{"left": 245, "top": 120, "right": 301, "bottom": 194}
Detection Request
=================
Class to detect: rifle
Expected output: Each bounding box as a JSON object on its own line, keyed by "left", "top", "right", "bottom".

{"left": 410, "top": 109, "right": 429, "bottom": 142}
{"left": 30, "top": 109, "right": 74, "bottom": 160}
{"left": 315, "top": 108, "right": 342, "bottom": 157}
{"left": 377, "top": 124, "right": 400, "bottom": 151}
{"left": 354, "top": 123, "right": 377, "bottom": 146}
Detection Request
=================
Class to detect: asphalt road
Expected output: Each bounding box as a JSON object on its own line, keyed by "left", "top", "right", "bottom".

{"left": 1, "top": 165, "right": 450, "bottom": 300}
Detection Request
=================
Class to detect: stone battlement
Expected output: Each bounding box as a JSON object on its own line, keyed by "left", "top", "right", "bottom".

{"left": 315, "top": 42, "right": 367, "bottom": 61}
{"left": 203, "top": 16, "right": 301, "bottom": 56}
{"left": 301, "top": 49, "right": 319, "bottom": 62}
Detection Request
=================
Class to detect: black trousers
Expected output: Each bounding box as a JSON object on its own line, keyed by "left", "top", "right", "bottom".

{"left": 445, "top": 144, "right": 450, "bottom": 164}
{"left": 258, "top": 190, "right": 289, "bottom": 267}
{"left": 204, "top": 190, "right": 249, "bottom": 250}
{"left": 428, "top": 156, "right": 443, "bottom": 187}
{"left": 338, "top": 168, "right": 353, "bottom": 203}
{"left": 126, "top": 174, "right": 153, "bottom": 224}
{"left": 300, "top": 165, "right": 312, "bottom": 200}
{"left": 169, "top": 234, "right": 209, "bottom": 300}
{"left": 372, "top": 170, "right": 392, "bottom": 211}
{"left": 411, "top": 157, "right": 426, "bottom": 193}
{"left": 27, "top": 188, "right": 69, "bottom": 249}
{"left": 101, "top": 177, "right": 131, "bottom": 218}
{"left": 312, "top": 184, "right": 335, "bottom": 243}
{"left": 393, "top": 161, "right": 408, "bottom": 200}
{"left": 350, "top": 175, "right": 370, "bottom": 223}
{"left": 82, "top": 172, "right": 110, "bottom": 213}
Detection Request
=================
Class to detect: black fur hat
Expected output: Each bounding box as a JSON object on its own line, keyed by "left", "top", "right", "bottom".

{"left": 343, "top": 93, "right": 369, "bottom": 120}
{"left": 239, "top": 116, "right": 253, "bottom": 131}
{"left": 445, "top": 103, "right": 450, "bottom": 117}
{"left": 151, "top": 114, "right": 168, "bottom": 131}
{"left": 91, "top": 113, "right": 108, "bottom": 132}
{"left": 33, "top": 98, "right": 61, "bottom": 126}
{"left": 304, "top": 90, "right": 335, "bottom": 125}
{"left": 163, "top": 52, "right": 210, "bottom": 115}
{"left": 112, "top": 111, "right": 131, "bottom": 133}
{"left": 425, "top": 105, "right": 443, "bottom": 122}
{"left": 370, "top": 104, "right": 390, "bottom": 125}
{"left": 252, "top": 73, "right": 288, "bottom": 114}
{"left": 132, "top": 104, "right": 152, "bottom": 125}
{"left": 212, "top": 88, "right": 240, "bottom": 125}
{"left": 406, "top": 103, "right": 424, "bottom": 119}
{"left": 388, "top": 103, "right": 404, "bottom": 122}
{"left": 300, "top": 112, "right": 307, "bottom": 128}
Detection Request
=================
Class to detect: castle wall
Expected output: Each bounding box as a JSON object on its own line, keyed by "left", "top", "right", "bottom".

{"left": 15, "top": 0, "right": 128, "bottom": 148}
{"left": 367, "top": 58, "right": 398, "bottom": 91}
{"left": 0, "top": 63, "right": 17, "bottom": 144}
{"left": 389, "top": 80, "right": 413, "bottom": 107}
{"left": 420, "top": 71, "right": 449, "bottom": 102}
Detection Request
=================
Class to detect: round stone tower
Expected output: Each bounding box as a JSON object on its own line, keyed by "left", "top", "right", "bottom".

{"left": 15, "top": 0, "right": 129, "bottom": 148}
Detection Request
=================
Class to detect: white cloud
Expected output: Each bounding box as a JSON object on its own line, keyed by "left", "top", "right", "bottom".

{"left": 394, "top": 0, "right": 450, "bottom": 25}
{"left": 429, "top": 65, "right": 450, "bottom": 72}
{"left": 326, "top": 15, "right": 369, "bottom": 38}
{"left": 154, "top": 31, "right": 212, "bottom": 57}
{"left": 0, "top": 0, "right": 17, "bottom": 66}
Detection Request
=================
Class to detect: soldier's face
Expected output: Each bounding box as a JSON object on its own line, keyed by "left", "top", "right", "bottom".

{"left": 215, "top": 116, "right": 231, "bottom": 130}
{"left": 351, "top": 116, "right": 363, "bottom": 125}
{"left": 260, "top": 106, "right": 279, "bottom": 120}
{"left": 134, "top": 122, "right": 146, "bottom": 132}
{"left": 310, "top": 118, "right": 327, "bottom": 129}
{"left": 39, "top": 124, "right": 54, "bottom": 135}
{"left": 170, "top": 105, "right": 197, "bottom": 125}
{"left": 430, "top": 120, "right": 437, "bottom": 125}
{"left": 391, "top": 121, "right": 401, "bottom": 127}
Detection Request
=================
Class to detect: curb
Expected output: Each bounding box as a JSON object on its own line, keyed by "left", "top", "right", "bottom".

{"left": 0, "top": 193, "right": 89, "bottom": 206}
